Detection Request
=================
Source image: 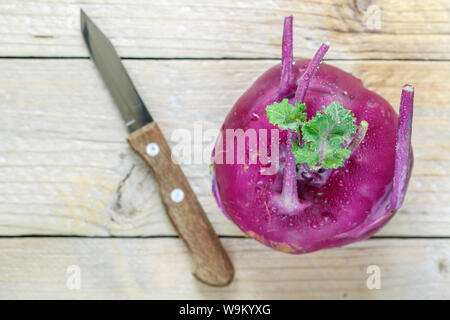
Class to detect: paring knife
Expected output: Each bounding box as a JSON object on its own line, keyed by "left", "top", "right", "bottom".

{"left": 80, "top": 9, "right": 234, "bottom": 286}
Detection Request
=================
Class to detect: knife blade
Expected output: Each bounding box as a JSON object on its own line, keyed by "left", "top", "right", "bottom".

{"left": 80, "top": 9, "right": 153, "bottom": 132}
{"left": 80, "top": 9, "right": 234, "bottom": 286}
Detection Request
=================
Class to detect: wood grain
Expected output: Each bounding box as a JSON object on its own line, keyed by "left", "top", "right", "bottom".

{"left": 1, "top": 0, "right": 449, "bottom": 299}
{"left": 0, "top": 238, "right": 448, "bottom": 299}
{"left": 0, "top": 59, "right": 448, "bottom": 237}
{"left": 0, "top": 0, "right": 449, "bottom": 59}
{"left": 127, "top": 122, "right": 234, "bottom": 286}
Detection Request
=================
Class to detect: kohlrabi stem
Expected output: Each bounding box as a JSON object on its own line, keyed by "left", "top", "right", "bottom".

{"left": 273, "top": 23, "right": 332, "bottom": 214}
{"left": 390, "top": 85, "right": 414, "bottom": 211}
{"left": 294, "top": 41, "right": 330, "bottom": 102}
{"left": 291, "top": 42, "right": 330, "bottom": 175}
{"left": 276, "top": 16, "right": 305, "bottom": 210}
{"left": 277, "top": 16, "right": 313, "bottom": 212}
{"left": 278, "top": 15, "right": 294, "bottom": 99}
{"left": 271, "top": 128, "right": 311, "bottom": 215}
{"left": 348, "top": 120, "right": 368, "bottom": 152}
{"left": 280, "top": 130, "right": 298, "bottom": 204}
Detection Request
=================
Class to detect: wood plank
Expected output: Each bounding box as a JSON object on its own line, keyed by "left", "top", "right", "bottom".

{"left": 0, "top": 238, "right": 448, "bottom": 299}
{"left": 0, "top": 59, "right": 449, "bottom": 236}
{"left": 0, "top": 0, "right": 449, "bottom": 59}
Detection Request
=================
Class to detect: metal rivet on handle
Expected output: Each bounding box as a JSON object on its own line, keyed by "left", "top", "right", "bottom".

{"left": 146, "top": 143, "right": 159, "bottom": 157}
{"left": 171, "top": 188, "right": 184, "bottom": 203}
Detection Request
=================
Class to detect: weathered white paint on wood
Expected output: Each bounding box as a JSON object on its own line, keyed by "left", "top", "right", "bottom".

{"left": 0, "top": 238, "right": 448, "bottom": 299}
{"left": 0, "top": 0, "right": 449, "bottom": 59}
{"left": 0, "top": 59, "right": 448, "bottom": 236}
{"left": 0, "top": 0, "right": 449, "bottom": 300}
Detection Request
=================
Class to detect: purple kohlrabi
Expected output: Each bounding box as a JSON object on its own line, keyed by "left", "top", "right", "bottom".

{"left": 211, "top": 16, "right": 414, "bottom": 254}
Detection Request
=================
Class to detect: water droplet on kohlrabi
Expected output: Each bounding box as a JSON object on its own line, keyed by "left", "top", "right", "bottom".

{"left": 310, "top": 221, "right": 320, "bottom": 229}
{"left": 250, "top": 113, "right": 260, "bottom": 121}
{"left": 321, "top": 211, "right": 337, "bottom": 224}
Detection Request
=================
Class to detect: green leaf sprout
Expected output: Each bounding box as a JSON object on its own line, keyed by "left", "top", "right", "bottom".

{"left": 266, "top": 100, "right": 361, "bottom": 169}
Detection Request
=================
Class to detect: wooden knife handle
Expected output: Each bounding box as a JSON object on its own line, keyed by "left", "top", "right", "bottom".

{"left": 127, "top": 122, "right": 234, "bottom": 286}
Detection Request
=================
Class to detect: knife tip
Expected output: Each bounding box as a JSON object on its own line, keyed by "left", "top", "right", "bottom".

{"left": 80, "top": 8, "right": 88, "bottom": 26}
{"left": 80, "top": 8, "right": 91, "bottom": 35}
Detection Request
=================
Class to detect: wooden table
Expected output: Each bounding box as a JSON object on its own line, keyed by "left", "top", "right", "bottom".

{"left": 0, "top": 0, "right": 449, "bottom": 299}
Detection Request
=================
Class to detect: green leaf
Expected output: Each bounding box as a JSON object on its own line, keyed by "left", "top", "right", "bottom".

{"left": 291, "top": 140, "right": 318, "bottom": 166}
{"left": 292, "top": 101, "right": 357, "bottom": 169}
{"left": 266, "top": 99, "right": 307, "bottom": 133}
